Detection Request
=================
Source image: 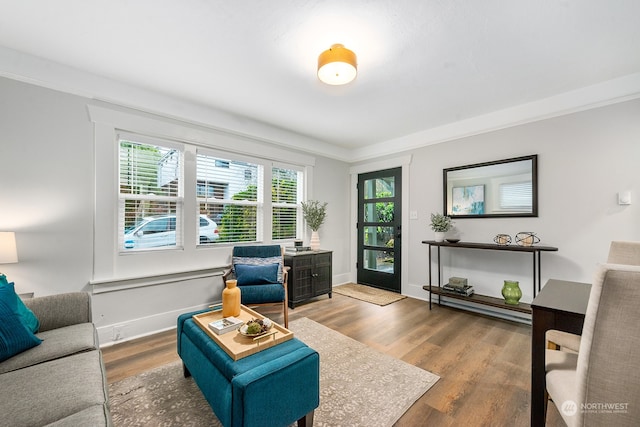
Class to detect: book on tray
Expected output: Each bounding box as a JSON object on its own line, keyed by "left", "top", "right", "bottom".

{"left": 208, "top": 316, "right": 243, "bottom": 335}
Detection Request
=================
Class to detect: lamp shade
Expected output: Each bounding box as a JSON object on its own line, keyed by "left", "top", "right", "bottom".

{"left": 317, "top": 44, "right": 357, "bottom": 85}
{"left": 0, "top": 232, "right": 18, "bottom": 264}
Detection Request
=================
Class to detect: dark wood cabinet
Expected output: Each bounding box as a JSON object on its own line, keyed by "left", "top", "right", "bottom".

{"left": 284, "top": 250, "right": 332, "bottom": 308}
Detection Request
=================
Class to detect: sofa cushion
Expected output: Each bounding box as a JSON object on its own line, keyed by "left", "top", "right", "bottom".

{"left": 0, "top": 322, "right": 98, "bottom": 374}
{"left": 0, "top": 283, "right": 42, "bottom": 362}
{"left": 45, "top": 405, "right": 111, "bottom": 427}
{"left": 0, "top": 276, "right": 40, "bottom": 333}
{"left": 235, "top": 263, "right": 279, "bottom": 285}
{"left": 23, "top": 292, "right": 91, "bottom": 332}
{"left": 0, "top": 350, "right": 110, "bottom": 426}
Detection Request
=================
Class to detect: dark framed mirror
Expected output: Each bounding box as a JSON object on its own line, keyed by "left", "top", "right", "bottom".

{"left": 443, "top": 154, "right": 538, "bottom": 218}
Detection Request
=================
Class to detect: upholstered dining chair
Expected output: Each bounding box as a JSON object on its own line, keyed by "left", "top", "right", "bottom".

{"left": 545, "top": 263, "right": 640, "bottom": 426}
{"left": 546, "top": 241, "right": 640, "bottom": 352}
{"left": 222, "top": 245, "right": 289, "bottom": 328}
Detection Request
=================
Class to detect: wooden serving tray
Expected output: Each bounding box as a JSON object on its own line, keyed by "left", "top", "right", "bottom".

{"left": 192, "top": 305, "right": 293, "bottom": 361}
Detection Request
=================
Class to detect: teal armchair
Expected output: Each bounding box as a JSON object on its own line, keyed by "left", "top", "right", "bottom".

{"left": 222, "top": 245, "right": 289, "bottom": 328}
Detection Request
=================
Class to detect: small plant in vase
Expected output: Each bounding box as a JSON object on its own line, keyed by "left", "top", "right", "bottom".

{"left": 430, "top": 213, "right": 453, "bottom": 242}
{"left": 302, "top": 200, "right": 327, "bottom": 251}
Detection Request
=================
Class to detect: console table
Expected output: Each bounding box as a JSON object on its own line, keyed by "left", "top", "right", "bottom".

{"left": 422, "top": 240, "right": 558, "bottom": 313}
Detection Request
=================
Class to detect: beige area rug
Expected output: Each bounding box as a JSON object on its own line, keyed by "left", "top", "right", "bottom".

{"left": 109, "top": 317, "right": 439, "bottom": 427}
{"left": 333, "top": 283, "right": 407, "bottom": 306}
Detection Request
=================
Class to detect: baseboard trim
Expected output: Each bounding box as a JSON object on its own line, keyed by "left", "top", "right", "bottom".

{"left": 98, "top": 302, "right": 214, "bottom": 347}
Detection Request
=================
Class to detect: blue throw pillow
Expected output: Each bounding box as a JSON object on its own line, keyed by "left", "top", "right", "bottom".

{"left": 235, "top": 263, "right": 279, "bottom": 286}
{"left": 232, "top": 256, "right": 284, "bottom": 283}
{"left": 0, "top": 282, "right": 42, "bottom": 362}
{"left": 0, "top": 276, "right": 39, "bottom": 333}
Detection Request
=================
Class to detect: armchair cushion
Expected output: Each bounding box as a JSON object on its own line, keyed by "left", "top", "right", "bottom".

{"left": 235, "top": 263, "right": 279, "bottom": 286}
{"left": 239, "top": 284, "right": 286, "bottom": 305}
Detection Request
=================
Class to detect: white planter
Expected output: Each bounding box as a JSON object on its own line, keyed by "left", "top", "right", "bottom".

{"left": 310, "top": 231, "right": 321, "bottom": 251}
{"left": 434, "top": 232, "right": 445, "bottom": 242}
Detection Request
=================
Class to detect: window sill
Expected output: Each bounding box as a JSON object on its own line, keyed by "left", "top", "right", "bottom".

{"left": 90, "top": 266, "right": 229, "bottom": 294}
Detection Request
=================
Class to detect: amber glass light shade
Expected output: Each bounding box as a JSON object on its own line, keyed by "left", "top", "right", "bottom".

{"left": 317, "top": 44, "right": 357, "bottom": 85}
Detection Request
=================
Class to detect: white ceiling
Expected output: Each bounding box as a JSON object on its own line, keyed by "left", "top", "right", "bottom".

{"left": 1, "top": 0, "right": 640, "bottom": 161}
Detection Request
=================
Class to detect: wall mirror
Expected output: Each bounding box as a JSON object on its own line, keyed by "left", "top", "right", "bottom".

{"left": 443, "top": 154, "right": 538, "bottom": 218}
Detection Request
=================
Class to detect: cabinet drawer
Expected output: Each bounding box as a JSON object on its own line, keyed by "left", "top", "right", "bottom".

{"left": 313, "top": 253, "right": 332, "bottom": 266}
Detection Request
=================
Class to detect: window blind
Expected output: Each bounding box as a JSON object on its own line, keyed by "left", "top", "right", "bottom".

{"left": 118, "top": 138, "right": 183, "bottom": 251}
{"left": 272, "top": 167, "right": 303, "bottom": 240}
{"left": 196, "top": 152, "right": 262, "bottom": 243}
{"left": 499, "top": 181, "right": 532, "bottom": 210}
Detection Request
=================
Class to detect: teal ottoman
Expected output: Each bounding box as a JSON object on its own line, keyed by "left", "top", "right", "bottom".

{"left": 177, "top": 310, "right": 319, "bottom": 427}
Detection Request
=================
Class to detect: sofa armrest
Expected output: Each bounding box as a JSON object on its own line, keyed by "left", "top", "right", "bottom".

{"left": 23, "top": 292, "right": 92, "bottom": 332}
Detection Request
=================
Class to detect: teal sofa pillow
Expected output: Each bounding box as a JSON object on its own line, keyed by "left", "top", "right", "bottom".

{"left": 0, "top": 275, "right": 39, "bottom": 333}
{"left": 0, "top": 282, "right": 42, "bottom": 362}
{"left": 235, "top": 263, "right": 279, "bottom": 286}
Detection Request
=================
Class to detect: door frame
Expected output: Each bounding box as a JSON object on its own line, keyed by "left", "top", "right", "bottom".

{"left": 349, "top": 155, "right": 412, "bottom": 294}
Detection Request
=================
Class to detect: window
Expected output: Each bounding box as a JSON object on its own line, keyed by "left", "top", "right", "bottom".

{"left": 499, "top": 181, "right": 532, "bottom": 211}
{"left": 272, "top": 167, "right": 303, "bottom": 240}
{"left": 91, "top": 105, "right": 315, "bottom": 283}
{"left": 118, "top": 137, "right": 304, "bottom": 251}
{"left": 118, "top": 138, "right": 183, "bottom": 251}
{"left": 196, "top": 152, "right": 263, "bottom": 243}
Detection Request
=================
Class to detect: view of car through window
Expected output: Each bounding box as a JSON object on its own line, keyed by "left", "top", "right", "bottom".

{"left": 123, "top": 214, "right": 219, "bottom": 249}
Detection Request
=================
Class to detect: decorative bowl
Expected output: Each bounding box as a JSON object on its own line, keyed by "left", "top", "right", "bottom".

{"left": 446, "top": 239, "right": 460, "bottom": 243}
{"left": 238, "top": 318, "right": 273, "bottom": 337}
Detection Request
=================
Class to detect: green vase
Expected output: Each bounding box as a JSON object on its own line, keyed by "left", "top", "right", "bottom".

{"left": 501, "top": 280, "right": 522, "bottom": 305}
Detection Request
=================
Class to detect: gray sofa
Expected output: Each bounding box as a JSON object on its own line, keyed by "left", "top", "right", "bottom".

{"left": 0, "top": 292, "right": 111, "bottom": 426}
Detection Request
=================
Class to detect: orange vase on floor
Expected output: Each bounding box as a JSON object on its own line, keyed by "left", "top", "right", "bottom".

{"left": 222, "top": 279, "right": 241, "bottom": 317}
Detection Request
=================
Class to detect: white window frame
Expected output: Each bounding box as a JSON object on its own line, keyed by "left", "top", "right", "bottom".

{"left": 196, "top": 148, "right": 265, "bottom": 244}
{"left": 89, "top": 105, "right": 315, "bottom": 285}
{"left": 117, "top": 133, "right": 185, "bottom": 252}
{"left": 271, "top": 163, "right": 304, "bottom": 241}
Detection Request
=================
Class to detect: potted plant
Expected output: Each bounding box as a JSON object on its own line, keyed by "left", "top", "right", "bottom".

{"left": 430, "top": 213, "right": 453, "bottom": 242}
{"left": 301, "top": 200, "right": 327, "bottom": 250}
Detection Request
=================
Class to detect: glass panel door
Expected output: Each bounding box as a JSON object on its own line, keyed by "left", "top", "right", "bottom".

{"left": 357, "top": 168, "right": 401, "bottom": 292}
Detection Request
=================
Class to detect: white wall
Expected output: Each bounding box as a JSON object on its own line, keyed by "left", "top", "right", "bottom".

{"left": 389, "top": 98, "right": 640, "bottom": 306}
{"left": 0, "top": 77, "right": 350, "bottom": 345}
{"left": 2, "top": 74, "right": 638, "bottom": 342}
{"left": 0, "top": 76, "right": 94, "bottom": 296}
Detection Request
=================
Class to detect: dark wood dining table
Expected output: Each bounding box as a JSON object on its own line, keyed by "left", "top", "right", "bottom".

{"left": 530, "top": 279, "right": 591, "bottom": 426}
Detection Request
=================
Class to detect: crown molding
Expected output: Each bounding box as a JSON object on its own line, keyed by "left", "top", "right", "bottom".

{"left": 349, "top": 73, "right": 640, "bottom": 162}
{"left": 2, "top": 46, "right": 639, "bottom": 165}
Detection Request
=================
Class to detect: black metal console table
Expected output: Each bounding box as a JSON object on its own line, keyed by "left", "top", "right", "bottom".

{"left": 422, "top": 240, "right": 558, "bottom": 313}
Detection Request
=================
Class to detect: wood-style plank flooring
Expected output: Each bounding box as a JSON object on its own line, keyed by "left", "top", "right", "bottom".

{"left": 102, "top": 293, "right": 565, "bottom": 426}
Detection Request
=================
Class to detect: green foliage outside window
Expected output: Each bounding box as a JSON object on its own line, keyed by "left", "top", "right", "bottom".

{"left": 217, "top": 185, "right": 258, "bottom": 242}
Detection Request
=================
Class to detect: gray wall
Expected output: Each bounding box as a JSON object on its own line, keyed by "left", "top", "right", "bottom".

{"left": 394, "top": 98, "right": 640, "bottom": 305}
{"left": 0, "top": 77, "right": 350, "bottom": 344}
{"left": 2, "top": 74, "right": 638, "bottom": 342}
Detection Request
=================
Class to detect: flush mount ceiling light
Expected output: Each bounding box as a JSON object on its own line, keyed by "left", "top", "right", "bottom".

{"left": 317, "top": 44, "right": 357, "bottom": 85}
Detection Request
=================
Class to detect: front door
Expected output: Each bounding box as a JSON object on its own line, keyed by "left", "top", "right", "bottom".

{"left": 357, "top": 168, "right": 401, "bottom": 292}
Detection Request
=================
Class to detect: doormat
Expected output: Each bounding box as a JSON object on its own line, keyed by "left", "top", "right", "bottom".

{"left": 333, "top": 283, "right": 407, "bottom": 306}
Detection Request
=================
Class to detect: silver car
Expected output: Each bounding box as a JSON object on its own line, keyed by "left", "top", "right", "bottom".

{"left": 123, "top": 214, "right": 219, "bottom": 249}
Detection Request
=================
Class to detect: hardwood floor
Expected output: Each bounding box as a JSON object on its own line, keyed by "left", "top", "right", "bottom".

{"left": 102, "top": 293, "right": 565, "bottom": 426}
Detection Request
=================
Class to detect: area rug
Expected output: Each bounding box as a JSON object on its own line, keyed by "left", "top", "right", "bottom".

{"left": 333, "top": 283, "right": 407, "bottom": 306}
{"left": 109, "top": 317, "right": 439, "bottom": 427}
